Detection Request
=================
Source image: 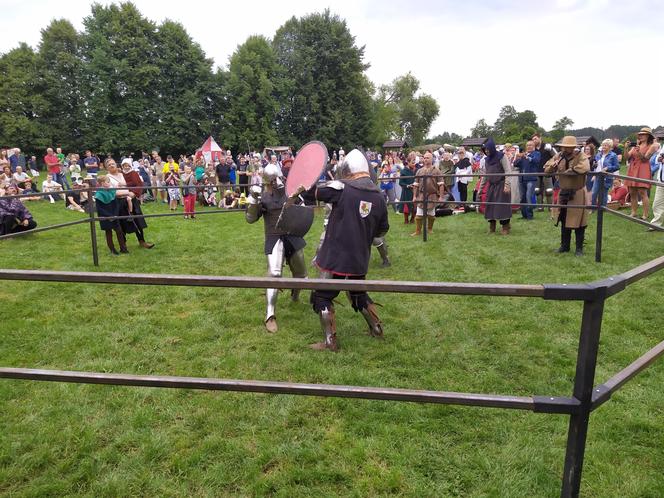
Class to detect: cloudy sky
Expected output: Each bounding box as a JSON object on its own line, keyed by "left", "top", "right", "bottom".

{"left": 2, "top": 0, "right": 663, "bottom": 137}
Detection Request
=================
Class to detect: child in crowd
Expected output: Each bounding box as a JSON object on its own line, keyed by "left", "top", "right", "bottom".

{"left": 165, "top": 165, "right": 180, "bottom": 211}
{"left": 220, "top": 189, "right": 238, "bottom": 209}
{"left": 181, "top": 164, "right": 196, "bottom": 219}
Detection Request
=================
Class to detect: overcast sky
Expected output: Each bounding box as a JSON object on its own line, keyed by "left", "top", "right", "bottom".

{"left": 2, "top": 0, "right": 663, "bottom": 137}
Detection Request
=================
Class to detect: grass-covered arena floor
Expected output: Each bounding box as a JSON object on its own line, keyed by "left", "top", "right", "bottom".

{"left": 1, "top": 200, "right": 663, "bottom": 497}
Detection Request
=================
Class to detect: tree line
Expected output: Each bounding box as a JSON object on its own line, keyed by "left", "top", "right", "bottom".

{"left": 0, "top": 3, "right": 439, "bottom": 158}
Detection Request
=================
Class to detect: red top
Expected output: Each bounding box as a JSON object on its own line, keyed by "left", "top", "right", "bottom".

{"left": 123, "top": 171, "right": 144, "bottom": 197}
{"left": 44, "top": 154, "right": 60, "bottom": 174}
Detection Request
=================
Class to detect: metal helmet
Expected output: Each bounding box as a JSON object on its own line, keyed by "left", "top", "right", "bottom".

{"left": 262, "top": 162, "right": 284, "bottom": 188}
{"left": 337, "top": 149, "right": 369, "bottom": 178}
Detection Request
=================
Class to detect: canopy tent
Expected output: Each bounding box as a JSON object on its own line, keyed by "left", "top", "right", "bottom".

{"left": 195, "top": 136, "right": 224, "bottom": 163}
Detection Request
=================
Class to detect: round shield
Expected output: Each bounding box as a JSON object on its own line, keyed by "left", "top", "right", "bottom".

{"left": 285, "top": 141, "right": 329, "bottom": 197}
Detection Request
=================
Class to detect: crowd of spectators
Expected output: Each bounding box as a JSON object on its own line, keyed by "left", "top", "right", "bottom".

{"left": 1, "top": 130, "right": 663, "bottom": 237}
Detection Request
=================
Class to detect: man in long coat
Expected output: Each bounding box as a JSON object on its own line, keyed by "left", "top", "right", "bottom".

{"left": 544, "top": 136, "right": 590, "bottom": 256}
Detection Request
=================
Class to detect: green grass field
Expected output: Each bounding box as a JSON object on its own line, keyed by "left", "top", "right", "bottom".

{"left": 1, "top": 199, "right": 663, "bottom": 497}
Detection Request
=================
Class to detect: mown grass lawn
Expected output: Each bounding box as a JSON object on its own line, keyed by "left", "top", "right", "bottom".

{"left": 1, "top": 199, "right": 663, "bottom": 497}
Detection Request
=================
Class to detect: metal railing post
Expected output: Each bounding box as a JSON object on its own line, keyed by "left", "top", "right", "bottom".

{"left": 560, "top": 293, "right": 606, "bottom": 497}
{"left": 595, "top": 172, "right": 605, "bottom": 263}
{"left": 87, "top": 186, "right": 99, "bottom": 267}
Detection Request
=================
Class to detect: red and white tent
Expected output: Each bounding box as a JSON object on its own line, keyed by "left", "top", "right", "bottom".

{"left": 195, "top": 136, "right": 224, "bottom": 164}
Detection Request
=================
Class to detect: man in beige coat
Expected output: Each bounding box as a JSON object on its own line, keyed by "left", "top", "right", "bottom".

{"left": 544, "top": 136, "right": 590, "bottom": 255}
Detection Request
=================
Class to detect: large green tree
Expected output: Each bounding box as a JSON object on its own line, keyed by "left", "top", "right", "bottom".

{"left": 223, "top": 35, "right": 280, "bottom": 152}
{"left": 0, "top": 43, "right": 47, "bottom": 153}
{"left": 273, "top": 10, "right": 372, "bottom": 149}
{"left": 151, "top": 20, "right": 216, "bottom": 155}
{"left": 80, "top": 2, "right": 160, "bottom": 155}
{"left": 375, "top": 73, "right": 439, "bottom": 146}
{"left": 493, "top": 105, "right": 541, "bottom": 143}
{"left": 37, "top": 19, "right": 85, "bottom": 152}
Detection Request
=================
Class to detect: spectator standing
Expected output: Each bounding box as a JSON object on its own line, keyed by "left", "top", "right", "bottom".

{"left": 83, "top": 150, "right": 100, "bottom": 184}
{"left": 649, "top": 149, "right": 664, "bottom": 229}
{"left": 592, "top": 139, "right": 620, "bottom": 207}
{"left": 181, "top": 164, "right": 196, "bottom": 219}
{"left": 216, "top": 157, "right": 231, "bottom": 192}
{"left": 411, "top": 151, "right": 444, "bottom": 236}
{"left": 516, "top": 141, "right": 541, "bottom": 220}
{"left": 625, "top": 127, "right": 657, "bottom": 219}
{"left": 115, "top": 158, "right": 154, "bottom": 249}
{"left": 454, "top": 149, "right": 473, "bottom": 210}
{"left": 94, "top": 175, "right": 127, "bottom": 255}
{"left": 44, "top": 148, "right": 62, "bottom": 186}
{"left": 378, "top": 163, "right": 397, "bottom": 212}
{"left": 532, "top": 133, "right": 555, "bottom": 210}
{"left": 165, "top": 164, "right": 181, "bottom": 211}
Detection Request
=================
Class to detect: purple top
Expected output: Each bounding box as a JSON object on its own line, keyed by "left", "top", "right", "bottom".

{"left": 0, "top": 197, "right": 32, "bottom": 221}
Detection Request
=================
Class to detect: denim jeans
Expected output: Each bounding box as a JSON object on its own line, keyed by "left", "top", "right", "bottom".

{"left": 520, "top": 179, "right": 536, "bottom": 219}
{"left": 591, "top": 178, "right": 610, "bottom": 207}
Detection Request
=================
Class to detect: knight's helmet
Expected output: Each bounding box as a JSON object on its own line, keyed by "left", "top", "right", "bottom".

{"left": 336, "top": 149, "right": 370, "bottom": 179}
{"left": 262, "top": 162, "right": 284, "bottom": 189}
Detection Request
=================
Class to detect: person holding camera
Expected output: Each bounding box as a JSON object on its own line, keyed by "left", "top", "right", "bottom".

{"left": 649, "top": 148, "right": 664, "bottom": 229}
{"left": 625, "top": 127, "right": 658, "bottom": 220}
{"left": 544, "top": 136, "right": 590, "bottom": 256}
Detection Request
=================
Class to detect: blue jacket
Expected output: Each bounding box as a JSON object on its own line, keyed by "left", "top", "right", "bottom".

{"left": 517, "top": 150, "right": 541, "bottom": 182}
{"left": 594, "top": 151, "right": 619, "bottom": 187}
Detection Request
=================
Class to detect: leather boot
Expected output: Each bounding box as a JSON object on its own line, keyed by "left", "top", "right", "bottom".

{"left": 377, "top": 243, "right": 390, "bottom": 267}
{"left": 500, "top": 222, "right": 511, "bottom": 235}
{"left": 557, "top": 227, "right": 572, "bottom": 253}
{"left": 410, "top": 217, "right": 422, "bottom": 236}
{"left": 360, "top": 302, "right": 384, "bottom": 338}
{"left": 409, "top": 210, "right": 416, "bottom": 223}
{"left": 575, "top": 227, "right": 585, "bottom": 256}
{"left": 139, "top": 240, "right": 155, "bottom": 249}
{"left": 427, "top": 216, "right": 435, "bottom": 233}
{"left": 105, "top": 231, "right": 119, "bottom": 255}
{"left": 310, "top": 307, "right": 338, "bottom": 351}
{"left": 488, "top": 220, "right": 496, "bottom": 234}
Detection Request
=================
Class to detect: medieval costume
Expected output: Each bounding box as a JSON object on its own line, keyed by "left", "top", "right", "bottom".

{"left": 411, "top": 152, "right": 444, "bottom": 236}
{"left": 246, "top": 163, "right": 307, "bottom": 333}
{"left": 398, "top": 162, "right": 416, "bottom": 223}
{"left": 544, "top": 136, "right": 590, "bottom": 256}
{"left": 308, "top": 149, "right": 389, "bottom": 351}
{"left": 479, "top": 138, "right": 513, "bottom": 234}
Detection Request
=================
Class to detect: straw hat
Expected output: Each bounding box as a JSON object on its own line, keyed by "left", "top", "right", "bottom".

{"left": 555, "top": 136, "right": 578, "bottom": 148}
{"left": 637, "top": 127, "right": 654, "bottom": 138}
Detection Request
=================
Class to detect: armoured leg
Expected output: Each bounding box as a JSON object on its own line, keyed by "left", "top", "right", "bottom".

{"left": 360, "top": 302, "right": 384, "bottom": 338}
{"left": 373, "top": 237, "right": 390, "bottom": 267}
{"left": 287, "top": 248, "right": 307, "bottom": 301}
{"left": 265, "top": 239, "right": 285, "bottom": 331}
{"left": 310, "top": 306, "right": 338, "bottom": 351}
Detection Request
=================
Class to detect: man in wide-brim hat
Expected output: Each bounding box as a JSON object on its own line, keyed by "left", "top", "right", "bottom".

{"left": 544, "top": 135, "right": 590, "bottom": 255}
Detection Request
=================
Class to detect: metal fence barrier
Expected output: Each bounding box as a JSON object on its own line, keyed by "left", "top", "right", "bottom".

{"left": 1, "top": 253, "right": 663, "bottom": 497}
